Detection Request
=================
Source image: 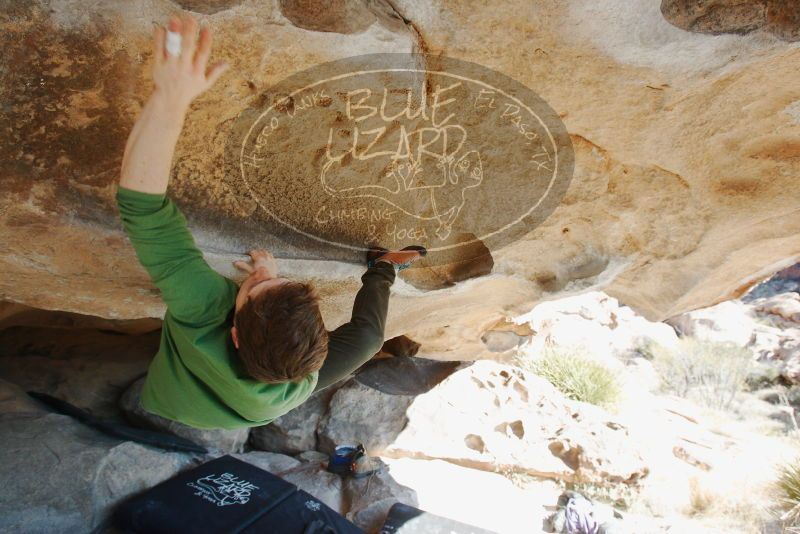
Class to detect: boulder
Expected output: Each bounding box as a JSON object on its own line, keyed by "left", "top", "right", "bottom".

{"left": 249, "top": 388, "right": 336, "bottom": 455}
{"left": 232, "top": 451, "right": 302, "bottom": 474}
{"left": 250, "top": 354, "right": 459, "bottom": 455}
{"left": 750, "top": 326, "right": 800, "bottom": 383}
{"left": 0, "top": 380, "right": 193, "bottom": 533}
{"left": 782, "top": 345, "right": 800, "bottom": 384}
{"left": 745, "top": 361, "right": 784, "bottom": 390}
{"left": 743, "top": 262, "right": 800, "bottom": 300}
{"left": 353, "top": 356, "right": 463, "bottom": 396}
{"left": 317, "top": 380, "right": 416, "bottom": 455}
{"left": 0, "top": 325, "right": 157, "bottom": 418}
{"left": 384, "top": 456, "right": 562, "bottom": 534}
{"left": 622, "top": 357, "right": 663, "bottom": 393}
{"left": 666, "top": 300, "right": 757, "bottom": 346}
{"left": 753, "top": 292, "right": 800, "bottom": 324}
{"left": 120, "top": 377, "right": 250, "bottom": 453}
{"left": 296, "top": 450, "right": 330, "bottom": 464}
{"left": 669, "top": 291, "right": 800, "bottom": 384}
{"left": 661, "top": 0, "right": 769, "bottom": 35}
{"left": 385, "top": 361, "right": 650, "bottom": 485}
{"left": 343, "top": 458, "right": 418, "bottom": 533}
{"left": 660, "top": 0, "right": 800, "bottom": 41}
{"left": 515, "top": 291, "right": 680, "bottom": 366}
{"left": 0, "top": 0, "right": 799, "bottom": 365}
{"left": 0, "top": 379, "right": 45, "bottom": 416}
{"left": 278, "top": 462, "right": 346, "bottom": 514}
{"left": 481, "top": 329, "right": 530, "bottom": 353}
{"left": 749, "top": 324, "right": 794, "bottom": 360}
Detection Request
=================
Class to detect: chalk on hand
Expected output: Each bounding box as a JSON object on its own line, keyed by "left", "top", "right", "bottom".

{"left": 166, "top": 30, "right": 182, "bottom": 57}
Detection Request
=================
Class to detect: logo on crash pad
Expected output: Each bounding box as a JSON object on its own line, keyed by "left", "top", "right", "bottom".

{"left": 187, "top": 472, "right": 259, "bottom": 507}
{"left": 227, "top": 54, "right": 573, "bottom": 266}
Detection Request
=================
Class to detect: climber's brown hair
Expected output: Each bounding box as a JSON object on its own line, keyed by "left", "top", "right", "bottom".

{"left": 233, "top": 281, "right": 328, "bottom": 383}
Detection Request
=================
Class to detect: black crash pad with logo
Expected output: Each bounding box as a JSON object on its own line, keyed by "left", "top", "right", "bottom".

{"left": 114, "top": 455, "right": 364, "bottom": 534}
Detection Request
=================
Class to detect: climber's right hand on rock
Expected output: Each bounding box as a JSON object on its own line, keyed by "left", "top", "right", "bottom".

{"left": 233, "top": 249, "right": 279, "bottom": 279}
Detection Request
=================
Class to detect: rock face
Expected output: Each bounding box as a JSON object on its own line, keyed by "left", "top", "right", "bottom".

{"left": 250, "top": 355, "right": 460, "bottom": 456}
{"left": 744, "top": 261, "right": 800, "bottom": 299}
{"left": 6, "top": 285, "right": 798, "bottom": 531}
{"left": 385, "top": 361, "right": 650, "bottom": 485}
{"left": 344, "top": 458, "right": 418, "bottom": 533}
{"left": 661, "top": 0, "right": 800, "bottom": 41}
{"left": 754, "top": 292, "right": 800, "bottom": 324}
{"left": 515, "top": 290, "right": 680, "bottom": 366}
{"left": 0, "top": 321, "right": 158, "bottom": 418}
{"left": 249, "top": 388, "right": 336, "bottom": 454}
{"left": 249, "top": 356, "right": 649, "bottom": 486}
{"left": 278, "top": 462, "right": 346, "bottom": 513}
{"left": 0, "top": 375, "right": 415, "bottom": 534}
{"left": 667, "top": 299, "right": 757, "bottom": 345}
{"left": 668, "top": 290, "right": 800, "bottom": 384}
{"left": 318, "top": 380, "right": 416, "bottom": 455}
{"left": 1, "top": 0, "right": 799, "bottom": 365}
{"left": 0, "top": 380, "right": 194, "bottom": 533}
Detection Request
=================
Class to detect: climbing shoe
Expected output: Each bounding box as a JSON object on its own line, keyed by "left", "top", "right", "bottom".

{"left": 366, "top": 245, "right": 427, "bottom": 271}
{"left": 326, "top": 443, "right": 380, "bottom": 478}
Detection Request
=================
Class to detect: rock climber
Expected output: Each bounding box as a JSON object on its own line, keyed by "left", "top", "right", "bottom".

{"left": 116, "top": 14, "right": 425, "bottom": 430}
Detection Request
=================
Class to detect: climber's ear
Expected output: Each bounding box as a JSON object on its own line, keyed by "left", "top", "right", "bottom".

{"left": 231, "top": 326, "right": 239, "bottom": 349}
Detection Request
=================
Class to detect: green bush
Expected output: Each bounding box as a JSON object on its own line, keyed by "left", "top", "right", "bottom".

{"left": 649, "top": 338, "right": 752, "bottom": 411}
{"left": 518, "top": 346, "right": 620, "bottom": 407}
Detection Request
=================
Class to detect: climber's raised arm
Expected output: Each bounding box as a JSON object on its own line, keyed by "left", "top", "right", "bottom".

{"left": 119, "top": 14, "right": 227, "bottom": 195}
{"left": 116, "top": 14, "right": 235, "bottom": 326}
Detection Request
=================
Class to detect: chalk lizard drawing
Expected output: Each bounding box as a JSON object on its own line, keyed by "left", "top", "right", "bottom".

{"left": 320, "top": 123, "right": 484, "bottom": 240}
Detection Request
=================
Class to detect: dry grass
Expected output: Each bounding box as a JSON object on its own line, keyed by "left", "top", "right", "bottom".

{"left": 517, "top": 346, "right": 620, "bottom": 408}
{"left": 687, "top": 476, "right": 714, "bottom": 516}
{"left": 648, "top": 338, "right": 752, "bottom": 411}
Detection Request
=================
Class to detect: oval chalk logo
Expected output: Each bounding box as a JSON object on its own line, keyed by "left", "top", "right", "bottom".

{"left": 226, "top": 54, "right": 573, "bottom": 267}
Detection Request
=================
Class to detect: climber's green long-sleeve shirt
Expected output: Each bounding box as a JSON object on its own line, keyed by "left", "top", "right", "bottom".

{"left": 116, "top": 186, "right": 318, "bottom": 429}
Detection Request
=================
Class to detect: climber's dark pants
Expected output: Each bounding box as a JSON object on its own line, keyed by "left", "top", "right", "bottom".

{"left": 313, "top": 261, "right": 396, "bottom": 392}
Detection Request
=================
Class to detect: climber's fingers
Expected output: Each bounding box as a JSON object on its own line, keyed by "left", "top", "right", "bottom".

{"left": 233, "top": 260, "right": 254, "bottom": 274}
